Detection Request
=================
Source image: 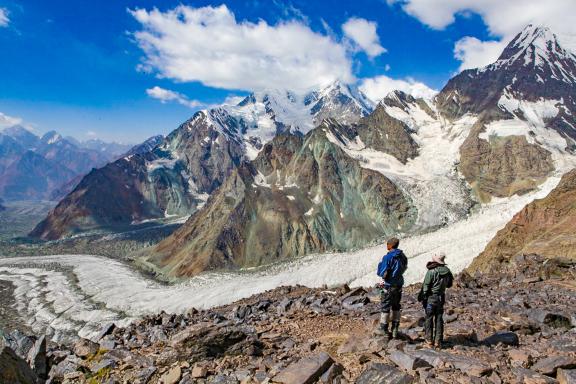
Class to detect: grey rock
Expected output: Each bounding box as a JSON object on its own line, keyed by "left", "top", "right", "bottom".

{"left": 482, "top": 331, "right": 519, "bottom": 346}
{"left": 27, "top": 335, "right": 47, "bottom": 379}
{"left": 73, "top": 337, "right": 99, "bottom": 357}
{"left": 390, "top": 350, "right": 432, "bottom": 372}
{"left": 558, "top": 369, "right": 576, "bottom": 384}
{"left": 512, "top": 367, "right": 558, "bottom": 384}
{"left": 532, "top": 356, "right": 576, "bottom": 376}
{"left": 273, "top": 351, "right": 333, "bottom": 384}
{"left": 49, "top": 355, "right": 81, "bottom": 379}
{"left": 355, "top": 362, "right": 414, "bottom": 384}
{"left": 320, "top": 363, "right": 344, "bottom": 383}
{"left": 95, "top": 323, "right": 116, "bottom": 341}
{"left": 530, "top": 310, "right": 572, "bottom": 329}
{"left": 209, "top": 375, "right": 239, "bottom": 384}
{"left": 160, "top": 365, "right": 182, "bottom": 384}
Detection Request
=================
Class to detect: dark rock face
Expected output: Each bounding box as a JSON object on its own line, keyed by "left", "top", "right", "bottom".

{"left": 354, "top": 104, "right": 419, "bottom": 164}
{"left": 470, "top": 169, "right": 576, "bottom": 272}
{"left": 30, "top": 112, "right": 245, "bottom": 240}
{"left": 459, "top": 119, "right": 554, "bottom": 200}
{"left": 146, "top": 122, "right": 415, "bottom": 277}
{"left": 0, "top": 344, "right": 37, "bottom": 384}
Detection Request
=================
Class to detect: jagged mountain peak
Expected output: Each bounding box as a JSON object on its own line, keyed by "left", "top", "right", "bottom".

{"left": 41, "top": 130, "right": 64, "bottom": 145}
{"left": 482, "top": 24, "right": 576, "bottom": 83}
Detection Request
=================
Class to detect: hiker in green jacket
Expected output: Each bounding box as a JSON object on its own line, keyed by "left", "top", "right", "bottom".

{"left": 418, "top": 253, "right": 453, "bottom": 348}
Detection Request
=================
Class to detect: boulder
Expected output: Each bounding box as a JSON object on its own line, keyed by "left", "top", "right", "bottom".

{"left": 160, "top": 365, "right": 182, "bottom": 384}
{"left": 512, "top": 367, "right": 558, "bottom": 384}
{"left": 192, "top": 363, "right": 209, "bottom": 378}
{"left": 273, "top": 352, "right": 333, "bottom": 384}
{"left": 558, "top": 369, "right": 576, "bottom": 384}
{"left": 389, "top": 350, "right": 432, "bottom": 372}
{"left": 482, "top": 331, "right": 519, "bottom": 346}
{"left": 355, "top": 362, "right": 414, "bottom": 384}
{"left": 530, "top": 310, "right": 572, "bottom": 329}
{"left": 532, "top": 356, "right": 576, "bottom": 376}
{"left": 49, "top": 355, "right": 82, "bottom": 379}
{"left": 94, "top": 323, "right": 116, "bottom": 341}
{"left": 337, "top": 334, "right": 382, "bottom": 355}
{"left": 320, "top": 363, "right": 344, "bottom": 383}
{"left": 0, "top": 344, "right": 37, "bottom": 384}
{"left": 341, "top": 295, "right": 370, "bottom": 310}
{"left": 73, "top": 338, "right": 99, "bottom": 358}
{"left": 27, "top": 335, "right": 47, "bottom": 379}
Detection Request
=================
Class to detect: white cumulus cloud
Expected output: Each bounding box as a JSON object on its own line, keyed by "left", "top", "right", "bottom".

{"left": 453, "top": 37, "right": 507, "bottom": 71}
{"left": 342, "top": 17, "right": 386, "bottom": 58}
{"left": 359, "top": 75, "right": 437, "bottom": 102}
{"left": 0, "top": 8, "right": 9, "bottom": 27}
{"left": 146, "top": 86, "right": 203, "bottom": 108}
{"left": 0, "top": 112, "right": 23, "bottom": 128}
{"left": 130, "top": 4, "right": 353, "bottom": 92}
{"left": 390, "top": 0, "right": 576, "bottom": 70}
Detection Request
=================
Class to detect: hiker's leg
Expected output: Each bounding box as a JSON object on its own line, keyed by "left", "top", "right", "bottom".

{"left": 424, "top": 303, "right": 434, "bottom": 343}
{"left": 391, "top": 287, "right": 402, "bottom": 339}
{"left": 376, "top": 287, "right": 392, "bottom": 336}
{"left": 435, "top": 304, "right": 444, "bottom": 345}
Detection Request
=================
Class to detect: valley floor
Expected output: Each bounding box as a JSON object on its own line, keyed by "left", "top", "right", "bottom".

{"left": 0, "top": 174, "right": 562, "bottom": 344}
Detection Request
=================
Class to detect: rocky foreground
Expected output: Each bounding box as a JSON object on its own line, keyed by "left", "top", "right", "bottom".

{"left": 1, "top": 254, "right": 575, "bottom": 384}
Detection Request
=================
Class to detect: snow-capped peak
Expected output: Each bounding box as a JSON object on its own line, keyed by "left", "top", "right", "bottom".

{"left": 41, "top": 130, "right": 63, "bottom": 145}
{"left": 182, "top": 80, "right": 375, "bottom": 160}
{"left": 493, "top": 25, "right": 576, "bottom": 79}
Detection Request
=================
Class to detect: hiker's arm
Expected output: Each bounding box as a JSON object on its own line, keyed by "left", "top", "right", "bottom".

{"left": 447, "top": 271, "right": 454, "bottom": 288}
{"left": 422, "top": 271, "right": 432, "bottom": 296}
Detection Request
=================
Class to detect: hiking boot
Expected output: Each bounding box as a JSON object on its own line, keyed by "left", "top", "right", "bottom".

{"left": 391, "top": 321, "right": 400, "bottom": 339}
{"left": 374, "top": 323, "right": 390, "bottom": 339}
{"left": 424, "top": 339, "right": 434, "bottom": 348}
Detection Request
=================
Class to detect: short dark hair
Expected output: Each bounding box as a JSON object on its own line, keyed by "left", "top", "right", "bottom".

{"left": 387, "top": 237, "right": 400, "bottom": 249}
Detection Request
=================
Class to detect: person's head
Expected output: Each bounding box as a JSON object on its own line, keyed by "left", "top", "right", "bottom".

{"left": 387, "top": 237, "right": 400, "bottom": 251}
{"left": 432, "top": 253, "right": 446, "bottom": 265}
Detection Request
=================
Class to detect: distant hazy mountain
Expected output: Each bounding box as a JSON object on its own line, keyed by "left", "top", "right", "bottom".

{"left": 0, "top": 127, "right": 140, "bottom": 201}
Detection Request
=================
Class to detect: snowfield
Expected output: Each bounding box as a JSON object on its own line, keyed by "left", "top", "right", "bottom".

{"left": 0, "top": 173, "right": 565, "bottom": 343}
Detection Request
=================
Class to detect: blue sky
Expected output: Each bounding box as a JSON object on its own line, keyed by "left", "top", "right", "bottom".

{"left": 0, "top": 0, "right": 573, "bottom": 143}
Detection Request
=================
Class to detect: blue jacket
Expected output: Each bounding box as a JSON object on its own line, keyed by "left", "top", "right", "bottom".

{"left": 377, "top": 248, "right": 407, "bottom": 287}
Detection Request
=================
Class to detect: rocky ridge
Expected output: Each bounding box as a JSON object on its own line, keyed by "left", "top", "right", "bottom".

{"left": 1, "top": 254, "right": 574, "bottom": 384}
{"left": 470, "top": 168, "right": 576, "bottom": 272}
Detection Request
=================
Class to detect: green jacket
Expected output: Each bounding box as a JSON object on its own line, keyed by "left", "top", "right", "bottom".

{"left": 421, "top": 262, "right": 453, "bottom": 297}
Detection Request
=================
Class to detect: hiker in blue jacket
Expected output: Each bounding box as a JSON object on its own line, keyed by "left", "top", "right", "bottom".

{"left": 375, "top": 237, "right": 408, "bottom": 339}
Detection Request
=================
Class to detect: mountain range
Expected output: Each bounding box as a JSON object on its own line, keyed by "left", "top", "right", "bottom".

{"left": 0, "top": 127, "right": 161, "bottom": 201}
{"left": 31, "top": 25, "right": 576, "bottom": 279}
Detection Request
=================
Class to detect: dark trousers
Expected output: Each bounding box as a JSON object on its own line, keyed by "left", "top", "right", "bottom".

{"left": 424, "top": 294, "right": 444, "bottom": 343}
{"left": 381, "top": 285, "right": 402, "bottom": 313}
